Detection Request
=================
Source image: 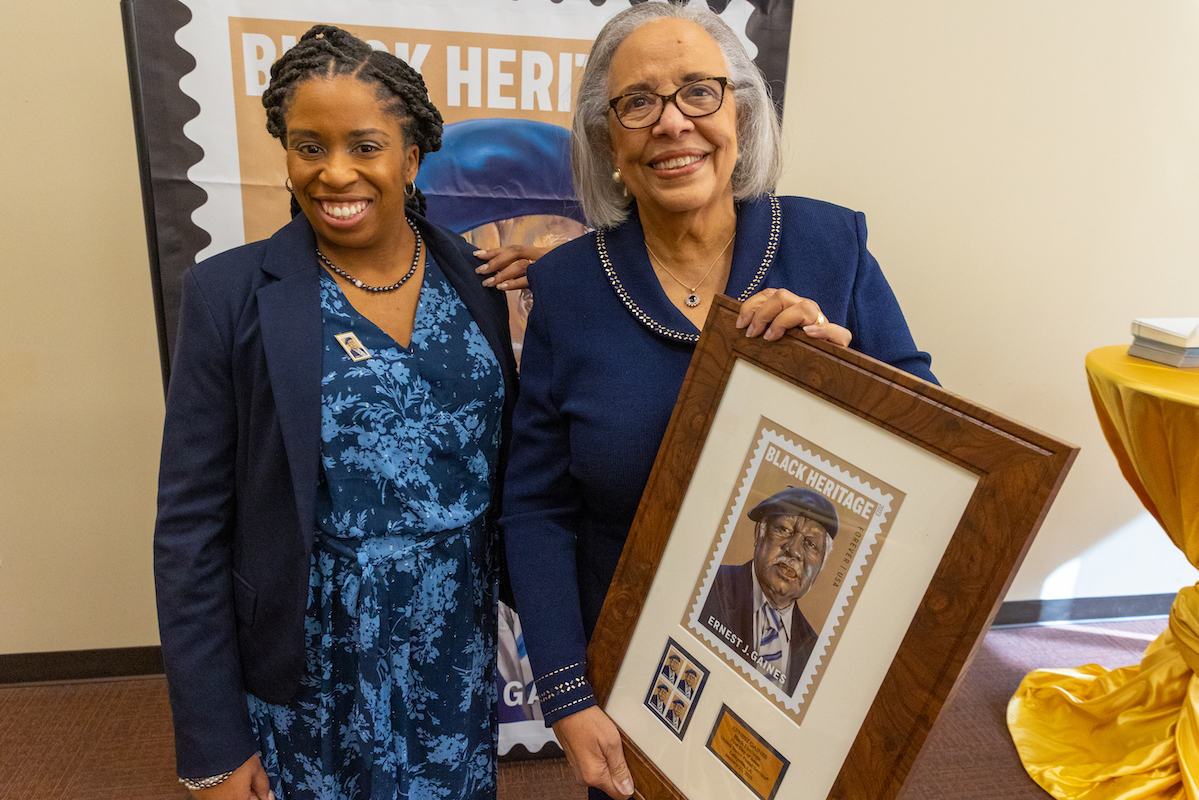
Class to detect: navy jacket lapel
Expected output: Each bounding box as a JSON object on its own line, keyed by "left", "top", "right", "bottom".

{"left": 256, "top": 215, "right": 322, "bottom": 535}
{"left": 248, "top": 213, "right": 514, "bottom": 543}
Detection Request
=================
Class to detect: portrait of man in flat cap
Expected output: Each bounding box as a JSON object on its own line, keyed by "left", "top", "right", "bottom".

{"left": 678, "top": 667, "right": 699, "bottom": 700}
{"left": 665, "top": 698, "right": 688, "bottom": 731}
{"left": 649, "top": 682, "right": 670, "bottom": 715}
{"left": 660, "top": 652, "right": 682, "bottom": 684}
{"left": 700, "top": 486, "right": 839, "bottom": 695}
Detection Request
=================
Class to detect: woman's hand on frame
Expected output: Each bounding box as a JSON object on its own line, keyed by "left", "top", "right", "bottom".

{"left": 736, "top": 288, "right": 851, "bottom": 346}
{"left": 474, "top": 245, "right": 552, "bottom": 291}
{"left": 551, "top": 705, "right": 635, "bottom": 799}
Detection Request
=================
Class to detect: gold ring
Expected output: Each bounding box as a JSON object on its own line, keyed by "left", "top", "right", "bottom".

{"left": 816, "top": 312, "right": 827, "bottom": 325}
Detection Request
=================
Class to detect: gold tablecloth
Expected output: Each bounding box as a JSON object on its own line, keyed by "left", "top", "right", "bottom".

{"left": 1009, "top": 345, "right": 1199, "bottom": 799}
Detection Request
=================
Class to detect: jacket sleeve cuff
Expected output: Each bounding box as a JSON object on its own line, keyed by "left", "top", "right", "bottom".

{"left": 535, "top": 661, "right": 597, "bottom": 726}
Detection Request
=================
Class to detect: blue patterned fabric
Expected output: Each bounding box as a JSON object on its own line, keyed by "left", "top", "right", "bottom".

{"left": 248, "top": 253, "right": 504, "bottom": 800}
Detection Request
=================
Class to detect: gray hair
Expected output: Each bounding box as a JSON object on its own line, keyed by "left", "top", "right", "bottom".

{"left": 571, "top": 1, "right": 783, "bottom": 229}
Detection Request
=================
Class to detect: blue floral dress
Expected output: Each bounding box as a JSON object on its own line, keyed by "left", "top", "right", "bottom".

{"left": 248, "top": 253, "right": 504, "bottom": 800}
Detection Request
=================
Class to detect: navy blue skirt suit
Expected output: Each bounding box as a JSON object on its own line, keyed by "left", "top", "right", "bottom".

{"left": 501, "top": 195, "right": 936, "bottom": 727}
{"left": 153, "top": 212, "right": 518, "bottom": 780}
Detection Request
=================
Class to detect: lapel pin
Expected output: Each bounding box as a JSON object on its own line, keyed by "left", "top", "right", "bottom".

{"left": 334, "top": 332, "right": 372, "bottom": 362}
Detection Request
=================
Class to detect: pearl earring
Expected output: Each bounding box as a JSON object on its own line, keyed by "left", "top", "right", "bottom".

{"left": 612, "top": 169, "right": 628, "bottom": 198}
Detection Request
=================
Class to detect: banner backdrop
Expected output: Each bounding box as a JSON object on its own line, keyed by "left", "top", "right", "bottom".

{"left": 122, "top": 0, "right": 794, "bottom": 759}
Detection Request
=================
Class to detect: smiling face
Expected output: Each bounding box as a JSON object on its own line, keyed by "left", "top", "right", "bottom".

{"left": 606, "top": 18, "right": 737, "bottom": 222}
{"left": 753, "top": 514, "right": 829, "bottom": 610}
{"left": 283, "top": 75, "right": 419, "bottom": 258}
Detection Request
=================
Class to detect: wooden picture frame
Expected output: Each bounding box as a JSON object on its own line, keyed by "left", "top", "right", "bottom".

{"left": 587, "top": 296, "right": 1077, "bottom": 800}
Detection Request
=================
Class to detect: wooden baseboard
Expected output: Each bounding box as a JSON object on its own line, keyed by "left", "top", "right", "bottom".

{"left": 0, "top": 594, "right": 1176, "bottom": 684}
{"left": 0, "top": 646, "right": 163, "bottom": 685}
{"left": 991, "top": 593, "right": 1174, "bottom": 627}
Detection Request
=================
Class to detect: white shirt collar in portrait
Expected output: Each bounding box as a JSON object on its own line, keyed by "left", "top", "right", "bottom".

{"left": 750, "top": 563, "right": 794, "bottom": 678}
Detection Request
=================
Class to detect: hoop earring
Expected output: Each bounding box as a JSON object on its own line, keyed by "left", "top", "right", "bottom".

{"left": 405, "top": 182, "right": 416, "bottom": 199}
{"left": 285, "top": 177, "right": 294, "bottom": 193}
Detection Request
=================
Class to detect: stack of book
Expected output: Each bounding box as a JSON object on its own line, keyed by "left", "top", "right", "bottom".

{"left": 1129, "top": 318, "right": 1199, "bottom": 368}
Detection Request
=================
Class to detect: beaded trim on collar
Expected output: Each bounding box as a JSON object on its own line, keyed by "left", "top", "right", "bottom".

{"left": 598, "top": 194, "right": 781, "bottom": 343}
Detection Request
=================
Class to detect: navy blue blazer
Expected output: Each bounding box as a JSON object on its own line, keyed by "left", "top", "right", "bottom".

{"left": 503, "top": 195, "right": 934, "bottom": 725}
{"left": 699, "top": 562, "right": 817, "bottom": 695}
{"left": 153, "top": 213, "right": 518, "bottom": 778}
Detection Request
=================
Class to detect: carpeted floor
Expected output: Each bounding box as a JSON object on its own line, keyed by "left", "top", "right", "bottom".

{"left": 0, "top": 617, "right": 1169, "bottom": 800}
{"left": 897, "top": 619, "right": 1169, "bottom": 800}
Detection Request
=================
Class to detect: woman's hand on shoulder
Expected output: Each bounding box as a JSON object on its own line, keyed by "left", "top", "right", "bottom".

{"left": 474, "top": 244, "right": 553, "bottom": 291}
{"left": 737, "top": 288, "right": 852, "bottom": 346}
{"left": 551, "top": 705, "right": 635, "bottom": 799}
{"left": 188, "top": 754, "right": 272, "bottom": 800}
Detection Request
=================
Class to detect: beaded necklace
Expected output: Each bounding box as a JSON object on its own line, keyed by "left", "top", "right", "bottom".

{"left": 317, "top": 216, "right": 422, "bottom": 293}
{"left": 598, "top": 194, "right": 781, "bottom": 343}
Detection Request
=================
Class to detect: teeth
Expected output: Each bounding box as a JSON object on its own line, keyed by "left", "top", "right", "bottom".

{"left": 322, "top": 201, "right": 367, "bottom": 218}
{"left": 652, "top": 154, "right": 703, "bottom": 170}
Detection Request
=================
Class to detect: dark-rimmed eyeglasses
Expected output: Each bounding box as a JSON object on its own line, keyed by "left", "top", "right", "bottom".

{"left": 608, "top": 77, "right": 732, "bottom": 130}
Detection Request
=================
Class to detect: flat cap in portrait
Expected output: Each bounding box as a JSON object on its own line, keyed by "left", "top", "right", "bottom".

{"left": 417, "top": 118, "right": 585, "bottom": 233}
{"left": 747, "top": 486, "right": 839, "bottom": 538}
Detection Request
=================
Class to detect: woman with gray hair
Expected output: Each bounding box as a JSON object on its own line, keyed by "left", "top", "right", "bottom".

{"left": 502, "top": 4, "right": 936, "bottom": 798}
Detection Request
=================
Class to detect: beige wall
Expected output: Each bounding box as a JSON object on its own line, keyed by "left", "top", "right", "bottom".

{"left": 1, "top": 3, "right": 164, "bottom": 653}
{"left": 779, "top": 0, "right": 1199, "bottom": 600}
{"left": 3, "top": 0, "right": 1197, "bottom": 655}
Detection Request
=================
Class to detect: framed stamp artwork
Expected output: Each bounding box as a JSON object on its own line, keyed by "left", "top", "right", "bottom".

{"left": 586, "top": 296, "right": 1078, "bottom": 800}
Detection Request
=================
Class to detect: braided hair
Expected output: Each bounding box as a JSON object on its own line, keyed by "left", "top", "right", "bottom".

{"left": 262, "top": 24, "right": 443, "bottom": 216}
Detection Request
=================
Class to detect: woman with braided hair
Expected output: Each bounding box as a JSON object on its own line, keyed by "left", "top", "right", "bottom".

{"left": 154, "top": 24, "right": 529, "bottom": 800}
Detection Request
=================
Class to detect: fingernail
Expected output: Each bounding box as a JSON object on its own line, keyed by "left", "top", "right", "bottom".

{"left": 735, "top": 314, "right": 747, "bottom": 328}
{"left": 803, "top": 324, "right": 819, "bottom": 333}
{"left": 619, "top": 778, "right": 635, "bottom": 796}
{"left": 482, "top": 277, "right": 495, "bottom": 287}
{"left": 473, "top": 250, "right": 485, "bottom": 256}
{"left": 497, "top": 281, "right": 509, "bottom": 291}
